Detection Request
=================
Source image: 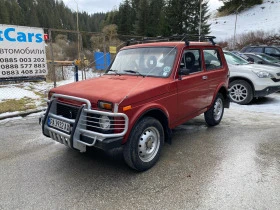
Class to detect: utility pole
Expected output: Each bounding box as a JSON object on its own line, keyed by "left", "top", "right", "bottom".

{"left": 74, "top": 0, "right": 80, "bottom": 60}
{"left": 233, "top": 4, "right": 243, "bottom": 49}
{"left": 199, "top": 0, "right": 202, "bottom": 41}
{"left": 73, "top": 0, "right": 81, "bottom": 79}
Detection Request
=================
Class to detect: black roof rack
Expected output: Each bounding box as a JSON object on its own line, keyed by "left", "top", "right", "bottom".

{"left": 126, "top": 34, "right": 216, "bottom": 46}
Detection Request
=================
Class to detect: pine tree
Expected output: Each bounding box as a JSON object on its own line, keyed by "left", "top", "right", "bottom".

{"left": 165, "top": 0, "right": 210, "bottom": 36}
{"left": 146, "top": 0, "right": 166, "bottom": 37}
{"left": 28, "top": 5, "right": 40, "bottom": 27}
{"left": 166, "top": 0, "right": 187, "bottom": 35}
{"left": 218, "top": 0, "right": 262, "bottom": 14}
{"left": 9, "top": 0, "right": 24, "bottom": 25}
{"left": 117, "top": 0, "right": 134, "bottom": 34}
{"left": 0, "top": 1, "right": 10, "bottom": 24}
{"left": 134, "top": 0, "right": 149, "bottom": 35}
{"left": 188, "top": 0, "right": 211, "bottom": 35}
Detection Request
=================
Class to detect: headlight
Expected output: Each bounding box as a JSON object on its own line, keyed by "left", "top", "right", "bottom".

{"left": 99, "top": 115, "right": 111, "bottom": 130}
{"left": 252, "top": 70, "right": 273, "bottom": 78}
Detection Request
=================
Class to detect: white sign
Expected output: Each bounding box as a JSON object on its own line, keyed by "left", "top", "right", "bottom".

{"left": 0, "top": 24, "right": 47, "bottom": 78}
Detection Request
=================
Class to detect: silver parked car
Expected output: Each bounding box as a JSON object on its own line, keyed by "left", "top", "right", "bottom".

{"left": 224, "top": 51, "right": 280, "bottom": 104}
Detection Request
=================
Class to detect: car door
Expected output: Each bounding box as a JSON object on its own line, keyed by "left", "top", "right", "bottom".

{"left": 202, "top": 47, "right": 225, "bottom": 103}
{"left": 176, "top": 48, "right": 210, "bottom": 120}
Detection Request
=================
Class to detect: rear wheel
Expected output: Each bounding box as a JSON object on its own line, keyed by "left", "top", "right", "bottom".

{"left": 229, "top": 80, "right": 253, "bottom": 105}
{"left": 123, "top": 117, "right": 164, "bottom": 171}
{"left": 204, "top": 93, "right": 224, "bottom": 126}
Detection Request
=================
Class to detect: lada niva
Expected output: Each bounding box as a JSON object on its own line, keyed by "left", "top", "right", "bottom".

{"left": 40, "top": 36, "right": 230, "bottom": 171}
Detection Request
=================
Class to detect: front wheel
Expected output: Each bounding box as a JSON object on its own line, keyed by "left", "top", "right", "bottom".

{"left": 229, "top": 80, "right": 253, "bottom": 105}
{"left": 123, "top": 117, "right": 164, "bottom": 171}
{"left": 204, "top": 93, "right": 224, "bottom": 126}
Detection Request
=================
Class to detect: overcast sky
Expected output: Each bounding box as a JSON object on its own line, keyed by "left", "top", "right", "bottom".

{"left": 62, "top": 0, "right": 223, "bottom": 14}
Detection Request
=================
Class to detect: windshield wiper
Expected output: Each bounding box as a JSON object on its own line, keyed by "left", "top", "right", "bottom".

{"left": 123, "top": 70, "right": 145, "bottom": 77}
{"left": 106, "top": 69, "right": 121, "bottom": 76}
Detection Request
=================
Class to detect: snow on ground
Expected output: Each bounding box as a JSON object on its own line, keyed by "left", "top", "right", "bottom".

{"left": 208, "top": 0, "right": 280, "bottom": 41}
{"left": 0, "top": 70, "right": 102, "bottom": 118}
{"left": 230, "top": 93, "right": 280, "bottom": 115}
{"left": 0, "top": 87, "right": 40, "bottom": 102}
{"left": 0, "top": 111, "right": 20, "bottom": 118}
{"left": 0, "top": 116, "right": 23, "bottom": 124}
{"left": 0, "top": 70, "right": 102, "bottom": 103}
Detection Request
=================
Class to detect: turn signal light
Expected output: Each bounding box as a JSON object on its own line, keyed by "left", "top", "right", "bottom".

{"left": 123, "top": 105, "right": 132, "bottom": 111}
{"left": 98, "top": 101, "right": 113, "bottom": 110}
{"left": 48, "top": 91, "right": 55, "bottom": 99}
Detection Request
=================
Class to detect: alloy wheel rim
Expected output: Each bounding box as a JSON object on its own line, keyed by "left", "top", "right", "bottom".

{"left": 214, "top": 98, "right": 223, "bottom": 121}
{"left": 138, "top": 126, "right": 160, "bottom": 162}
{"left": 229, "top": 84, "right": 248, "bottom": 102}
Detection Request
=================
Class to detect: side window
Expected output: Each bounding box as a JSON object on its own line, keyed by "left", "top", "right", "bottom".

{"left": 180, "top": 49, "right": 202, "bottom": 74}
{"left": 245, "top": 47, "right": 253, "bottom": 52}
{"left": 251, "top": 55, "right": 262, "bottom": 63}
{"left": 251, "top": 47, "right": 263, "bottom": 53}
{"left": 265, "top": 47, "right": 280, "bottom": 55}
{"left": 203, "top": 49, "right": 222, "bottom": 71}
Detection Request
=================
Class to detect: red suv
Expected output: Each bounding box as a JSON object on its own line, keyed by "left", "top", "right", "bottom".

{"left": 40, "top": 37, "right": 230, "bottom": 171}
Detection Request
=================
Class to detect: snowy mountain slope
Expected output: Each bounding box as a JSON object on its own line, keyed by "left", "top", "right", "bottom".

{"left": 208, "top": 0, "right": 280, "bottom": 41}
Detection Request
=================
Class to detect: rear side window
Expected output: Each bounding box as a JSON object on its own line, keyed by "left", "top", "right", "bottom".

{"left": 265, "top": 47, "right": 280, "bottom": 55}
{"left": 251, "top": 47, "right": 263, "bottom": 53}
{"left": 203, "top": 49, "right": 222, "bottom": 70}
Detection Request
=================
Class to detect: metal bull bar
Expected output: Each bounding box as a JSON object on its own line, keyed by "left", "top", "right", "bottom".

{"left": 40, "top": 94, "right": 129, "bottom": 152}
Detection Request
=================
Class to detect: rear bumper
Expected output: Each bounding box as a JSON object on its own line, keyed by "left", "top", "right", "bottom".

{"left": 254, "top": 85, "right": 280, "bottom": 97}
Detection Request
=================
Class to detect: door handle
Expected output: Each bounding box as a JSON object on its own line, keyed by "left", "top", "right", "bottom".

{"left": 202, "top": 76, "right": 208, "bottom": 80}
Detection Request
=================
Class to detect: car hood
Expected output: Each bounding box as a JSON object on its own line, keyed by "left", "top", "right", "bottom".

{"left": 50, "top": 74, "right": 172, "bottom": 106}
{"left": 228, "top": 63, "right": 280, "bottom": 76}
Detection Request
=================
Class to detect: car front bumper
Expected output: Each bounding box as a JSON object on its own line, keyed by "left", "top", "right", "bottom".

{"left": 40, "top": 94, "right": 129, "bottom": 152}
{"left": 254, "top": 85, "right": 280, "bottom": 97}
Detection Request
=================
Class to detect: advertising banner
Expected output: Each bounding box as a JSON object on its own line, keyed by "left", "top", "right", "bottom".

{"left": 0, "top": 24, "right": 47, "bottom": 78}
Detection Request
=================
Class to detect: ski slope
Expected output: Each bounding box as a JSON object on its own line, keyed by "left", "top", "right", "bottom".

{"left": 208, "top": 0, "right": 280, "bottom": 41}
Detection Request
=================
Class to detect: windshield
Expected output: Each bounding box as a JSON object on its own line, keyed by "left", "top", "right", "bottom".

{"left": 224, "top": 52, "right": 249, "bottom": 65}
{"left": 256, "top": 54, "right": 280, "bottom": 63}
{"left": 107, "top": 47, "right": 177, "bottom": 78}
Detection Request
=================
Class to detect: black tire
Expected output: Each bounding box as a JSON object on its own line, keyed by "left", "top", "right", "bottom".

{"left": 123, "top": 117, "right": 164, "bottom": 171}
{"left": 229, "top": 80, "right": 253, "bottom": 105}
{"left": 204, "top": 93, "right": 224, "bottom": 126}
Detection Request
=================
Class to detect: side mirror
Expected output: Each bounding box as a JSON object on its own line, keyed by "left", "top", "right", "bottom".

{"left": 179, "top": 68, "right": 190, "bottom": 76}
{"left": 178, "top": 68, "right": 190, "bottom": 80}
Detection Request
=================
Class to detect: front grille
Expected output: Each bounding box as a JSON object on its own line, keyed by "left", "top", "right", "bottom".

{"left": 57, "top": 103, "right": 79, "bottom": 119}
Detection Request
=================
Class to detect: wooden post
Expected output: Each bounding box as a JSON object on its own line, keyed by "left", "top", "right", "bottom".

{"left": 103, "top": 35, "right": 107, "bottom": 70}
{"left": 48, "top": 29, "right": 56, "bottom": 87}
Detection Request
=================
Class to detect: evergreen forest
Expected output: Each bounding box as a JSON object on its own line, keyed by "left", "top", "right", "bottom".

{"left": 0, "top": 0, "right": 211, "bottom": 37}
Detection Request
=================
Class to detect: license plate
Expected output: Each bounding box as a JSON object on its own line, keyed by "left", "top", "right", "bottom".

{"left": 48, "top": 117, "right": 71, "bottom": 133}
